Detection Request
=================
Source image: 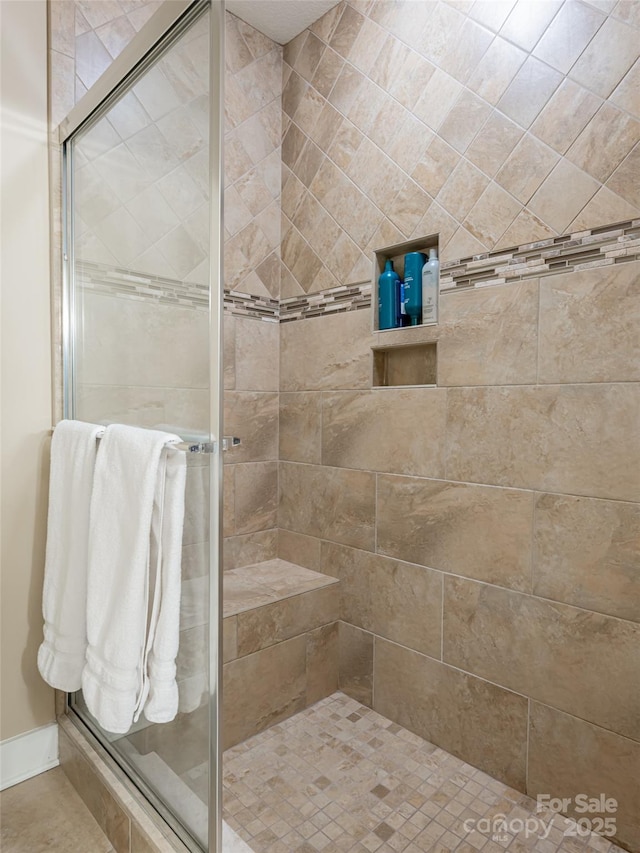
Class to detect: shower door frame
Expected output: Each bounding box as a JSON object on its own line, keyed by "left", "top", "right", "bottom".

{"left": 59, "top": 2, "right": 225, "bottom": 850}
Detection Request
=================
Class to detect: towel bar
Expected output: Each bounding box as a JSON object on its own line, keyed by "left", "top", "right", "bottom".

{"left": 50, "top": 428, "right": 241, "bottom": 454}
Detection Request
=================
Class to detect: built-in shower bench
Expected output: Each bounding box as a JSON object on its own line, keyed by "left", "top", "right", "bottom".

{"left": 222, "top": 559, "right": 340, "bottom": 748}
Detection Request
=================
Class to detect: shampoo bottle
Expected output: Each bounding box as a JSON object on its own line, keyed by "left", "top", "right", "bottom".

{"left": 422, "top": 247, "right": 440, "bottom": 325}
{"left": 403, "top": 251, "right": 427, "bottom": 326}
{"left": 378, "top": 259, "right": 400, "bottom": 330}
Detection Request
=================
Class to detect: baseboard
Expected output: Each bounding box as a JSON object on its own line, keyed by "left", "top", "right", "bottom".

{"left": 0, "top": 723, "right": 59, "bottom": 790}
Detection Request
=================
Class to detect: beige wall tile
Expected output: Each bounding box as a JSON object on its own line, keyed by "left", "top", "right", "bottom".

{"left": 464, "top": 182, "right": 522, "bottom": 248}
{"left": 311, "top": 46, "right": 345, "bottom": 100}
{"left": 223, "top": 529, "right": 278, "bottom": 571}
{"left": 377, "top": 475, "right": 533, "bottom": 592}
{"left": 438, "top": 90, "right": 492, "bottom": 153}
{"left": 611, "top": 57, "right": 640, "bottom": 120}
{"left": 569, "top": 185, "right": 640, "bottom": 231}
{"left": 465, "top": 112, "right": 523, "bottom": 178}
{"left": 495, "top": 133, "right": 559, "bottom": 204}
{"left": 280, "top": 310, "right": 372, "bottom": 391}
{"left": 223, "top": 615, "right": 238, "bottom": 663}
{"left": 528, "top": 703, "right": 640, "bottom": 853}
{"left": 412, "top": 135, "right": 460, "bottom": 198}
{"left": 496, "top": 208, "right": 555, "bottom": 248}
{"left": 531, "top": 80, "right": 602, "bottom": 155}
{"left": 413, "top": 69, "right": 464, "bottom": 133}
{"left": 606, "top": 143, "right": 640, "bottom": 209}
{"left": 571, "top": 15, "right": 639, "bottom": 97}
{"left": 322, "top": 389, "right": 447, "bottom": 478}
{"left": 497, "top": 55, "right": 563, "bottom": 128}
{"left": 224, "top": 313, "right": 236, "bottom": 390}
{"left": 329, "top": 3, "right": 366, "bottom": 59}
{"left": 532, "top": 0, "right": 605, "bottom": 73}
{"left": 279, "top": 462, "right": 376, "bottom": 550}
{"left": 567, "top": 102, "right": 640, "bottom": 183}
{"left": 442, "top": 225, "right": 488, "bottom": 260}
{"left": 500, "top": 0, "right": 563, "bottom": 51}
{"left": 234, "top": 461, "right": 278, "bottom": 535}
{"left": 277, "top": 529, "right": 323, "bottom": 571}
{"left": 236, "top": 584, "right": 338, "bottom": 656}
{"left": 438, "top": 280, "right": 539, "bottom": 386}
{"left": 538, "top": 262, "right": 640, "bottom": 383}
{"left": 446, "top": 384, "right": 640, "bottom": 500}
{"left": 373, "top": 638, "right": 528, "bottom": 791}
{"left": 469, "top": 0, "right": 518, "bottom": 33}
{"left": 443, "top": 576, "right": 640, "bottom": 739}
{"left": 338, "top": 621, "right": 373, "bottom": 707}
{"left": 439, "top": 18, "right": 493, "bottom": 84}
{"left": 223, "top": 464, "right": 235, "bottom": 539}
{"left": 223, "top": 635, "right": 307, "bottom": 747}
{"left": 224, "top": 391, "right": 278, "bottom": 463}
{"left": 467, "top": 36, "right": 527, "bottom": 105}
{"left": 322, "top": 541, "right": 442, "bottom": 657}
{"left": 533, "top": 493, "right": 640, "bottom": 622}
{"left": 279, "top": 391, "right": 322, "bottom": 464}
{"left": 235, "top": 317, "right": 279, "bottom": 391}
{"left": 437, "top": 158, "right": 489, "bottom": 222}
{"left": 306, "top": 622, "right": 339, "bottom": 705}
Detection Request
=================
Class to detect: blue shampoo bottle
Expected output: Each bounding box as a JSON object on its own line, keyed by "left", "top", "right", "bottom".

{"left": 378, "top": 259, "right": 400, "bottom": 329}
{"left": 403, "top": 251, "right": 426, "bottom": 325}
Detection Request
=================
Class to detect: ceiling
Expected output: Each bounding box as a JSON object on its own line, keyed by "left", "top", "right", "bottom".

{"left": 225, "top": 0, "right": 341, "bottom": 45}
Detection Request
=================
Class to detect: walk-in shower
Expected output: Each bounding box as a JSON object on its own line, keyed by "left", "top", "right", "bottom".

{"left": 53, "top": 1, "right": 640, "bottom": 851}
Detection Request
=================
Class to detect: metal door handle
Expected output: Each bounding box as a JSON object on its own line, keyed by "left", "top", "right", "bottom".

{"left": 222, "top": 436, "right": 241, "bottom": 451}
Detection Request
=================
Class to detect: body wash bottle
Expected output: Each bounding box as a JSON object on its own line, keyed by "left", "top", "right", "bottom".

{"left": 378, "top": 259, "right": 400, "bottom": 330}
{"left": 422, "top": 248, "right": 440, "bottom": 325}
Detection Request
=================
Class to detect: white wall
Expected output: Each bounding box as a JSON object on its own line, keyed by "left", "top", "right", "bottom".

{"left": 0, "top": 0, "right": 55, "bottom": 741}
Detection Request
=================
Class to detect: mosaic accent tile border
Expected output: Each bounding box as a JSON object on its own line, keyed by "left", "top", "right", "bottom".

{"left": 224, "top": 289, "right": 279, "bottom": 323}
{"left": 78, "top": 261, "right": 209, "bottom": 310}
{"left": 439, "top": 219, "right": 640, "bottom": 292}
{"left": 77, "top": 219, "right": 640, "bottom": 324}
{"left": 280, "top": 282, "right": 372, "bottom": 323}
{"left": 77, "top": 261, "right": 280, "bottom": 322}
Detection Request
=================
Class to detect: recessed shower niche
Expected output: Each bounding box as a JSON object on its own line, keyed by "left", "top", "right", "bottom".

{"left": 372, "top": 340, "right": 438, "bottom": 388}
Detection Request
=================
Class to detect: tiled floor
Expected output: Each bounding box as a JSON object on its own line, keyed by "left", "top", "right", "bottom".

{"left": 221, "top": 693, "right": 625, "bottom": 853}
{"left": 0, "top": 767, "right": 114, "bottom": 852}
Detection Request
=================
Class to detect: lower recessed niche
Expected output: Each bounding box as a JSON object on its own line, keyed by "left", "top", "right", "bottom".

{"left": 372, "top": 342, "right": 437, "bottom": 388}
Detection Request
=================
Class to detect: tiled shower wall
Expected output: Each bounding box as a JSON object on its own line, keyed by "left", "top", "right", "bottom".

{"left": 277, "top": 258, "right": 640, "bottom": 852}
{"left": 276, "top": 3, "right": 640, "bottom": 852}
{"left": 280, "top": 0, "right": 640, "bottom": 296}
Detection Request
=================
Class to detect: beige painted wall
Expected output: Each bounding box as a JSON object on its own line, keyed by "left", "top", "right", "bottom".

{"left": 0, "top": 0, "right": 54, "bottom": 740}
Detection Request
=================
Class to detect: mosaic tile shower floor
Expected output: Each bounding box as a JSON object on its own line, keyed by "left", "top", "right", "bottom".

{"left": 215, "top": 693, "right": 624, "bottom": 853}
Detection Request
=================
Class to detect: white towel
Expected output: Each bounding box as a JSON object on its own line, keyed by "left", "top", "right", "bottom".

{"left": 82, "top": 424, "right": 185, "bottom": 734}
{"left": 142, "top": 447, "right": 186, "bottom": 724}
{"left": 38, "top": 419, "right": 104, "bottom": 691}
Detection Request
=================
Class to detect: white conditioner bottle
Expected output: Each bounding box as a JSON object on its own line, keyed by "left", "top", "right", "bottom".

{"left": 421, "top": 247, "right": 439, "bottom": 325}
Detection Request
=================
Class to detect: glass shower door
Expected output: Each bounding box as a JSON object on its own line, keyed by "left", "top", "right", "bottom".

{"left": 63, "top": 3, "right": 222, "bottom": 850}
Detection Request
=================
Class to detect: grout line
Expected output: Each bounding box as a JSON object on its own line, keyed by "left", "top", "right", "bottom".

{"left": 525, "top": 697, "right": 531, "bottom": 796}
{"left": 440, "top": 572, "right": 445, "bottom": 663}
